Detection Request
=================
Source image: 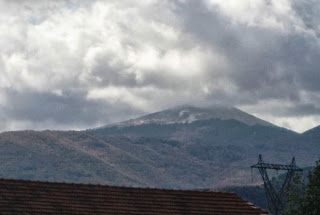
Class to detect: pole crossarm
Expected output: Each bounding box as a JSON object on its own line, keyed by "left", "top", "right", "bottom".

{"left": 251, "top": 162, "right": 303, "bottom": 171}
{"left": 251, "top": 154, "right": 303, "bottom": 215}
{"left": 251, "top": 154, "right": 303, "bottom": 172}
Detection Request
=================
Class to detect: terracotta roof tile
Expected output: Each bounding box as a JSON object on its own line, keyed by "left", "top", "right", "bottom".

{"left": 0, "top": 178, "right": 268, "bottom": 214}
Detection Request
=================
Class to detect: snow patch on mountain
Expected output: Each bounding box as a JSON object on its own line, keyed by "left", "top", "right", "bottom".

{"left": 179, "top": 109, "right": 189, "bottom": 117}
{"left": 100, "top": 105, "right": 275, "bottom": 129}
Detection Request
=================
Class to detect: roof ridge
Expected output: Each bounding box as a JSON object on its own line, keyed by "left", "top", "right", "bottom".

{"left": 0, "top": 177, "right": 234, "bottom": 194}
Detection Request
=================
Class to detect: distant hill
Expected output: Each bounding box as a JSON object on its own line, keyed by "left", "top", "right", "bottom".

{"left": 0, "top": 130, "right": 148, "bottom": 186}
{"left": 85, "top": 105, "right": 319, "bottom": 187}
{"left": 0, "top": 130, "right": 219, "bottom": 188}
{"left": 0, "top": 130, "right": 238, "bottom": 188}
{"left": 302, "top": 125, "right": 320, "bottom": 137}
{"left": 0, "top": 129, "right": 265, "bottom": 188}
{"left": 0, "top": 105, "right": 319, "bottom": 190}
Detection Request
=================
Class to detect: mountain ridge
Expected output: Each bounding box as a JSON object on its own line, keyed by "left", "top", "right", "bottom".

{"left": 302, "top": 125, "right": 320, "bottom": 136}
{"left": 96, "top": 105, "right": 277, "bottom": 130}
{"left": 0, "top": 105, "right": 318, "bottom": 191}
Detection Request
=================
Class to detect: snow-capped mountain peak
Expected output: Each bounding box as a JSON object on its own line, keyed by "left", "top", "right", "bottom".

{"left": 105, "top": 105, "right": 275, "bottom": 128}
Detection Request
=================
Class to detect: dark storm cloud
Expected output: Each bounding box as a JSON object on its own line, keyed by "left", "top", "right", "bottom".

{"left": 90, "top": 56, "right": 139, "bottom": 88}
{"left": 284, "top": 104, "right": 320, "bottom": 117}
{"left": 1, "top": 0, "right": 320, "bottom": 132}
{"left": 175, "top": 1, "right": 320, "bottom": 114}
{"left": 2, "top": 89, "right": 143, "bottom": 129}
{"left": 292, "top": 0, "right": 320, "bottom": 37}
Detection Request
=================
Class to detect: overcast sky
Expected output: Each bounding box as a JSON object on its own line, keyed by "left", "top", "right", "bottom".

{"left": 1, "top": 0, "right": 320, "bottom": 133}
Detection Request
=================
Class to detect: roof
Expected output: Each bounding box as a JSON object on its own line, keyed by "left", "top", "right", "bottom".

{"left": 0, "top": 178, "right": 268, "bottom": 215}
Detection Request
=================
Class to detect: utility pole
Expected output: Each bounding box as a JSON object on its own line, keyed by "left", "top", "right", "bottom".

{"left": 251, "top": 154, "right": 303, "bottom": 215}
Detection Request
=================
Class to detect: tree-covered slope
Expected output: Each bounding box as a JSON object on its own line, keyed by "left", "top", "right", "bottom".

{"left": 0, "top": 106, "right": 319, "bottom": 191}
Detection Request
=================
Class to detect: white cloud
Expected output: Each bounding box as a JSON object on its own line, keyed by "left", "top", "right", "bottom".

{"left": 0, "top": 0, "right": 320, "bottom": 132}
{"left": 253, "top": 114, "right": 320, "bottom": 133}
{"left": 204, "top": 0, "right": 302, "bottom": 31}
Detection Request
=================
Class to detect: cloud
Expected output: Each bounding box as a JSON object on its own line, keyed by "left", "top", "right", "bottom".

{"left": 1, "top": 88, "right": 143, "bottom": 131}
{"left": 1, "top": 0, "right": 320, "bottom": 132}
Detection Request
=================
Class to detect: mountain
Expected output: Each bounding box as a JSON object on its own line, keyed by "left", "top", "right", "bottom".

{"left": 0, "top": 130, "right": 215, "bottom": 188}
{"left": 0, "top": 130, "right": 145, "bottom": 186}
{"left": 102, "top": 105, "right": 275, "bottom": 128}
{"left": 0, "top": 129, "right": 267, "bottom": 189}
{"left": 87, "top": 105, "right": 295, "bottom": 146}
{"left": 0, "top": 105, "right": 319, "bottom": 191}
{"left": 84, "top": 105, "right": 319, "bottom": 187}
{"left": 302, "top": 125, "right": 320, "bottom": 137}
{"left": 0, "top": 128, "right": 314, "bottom": 189}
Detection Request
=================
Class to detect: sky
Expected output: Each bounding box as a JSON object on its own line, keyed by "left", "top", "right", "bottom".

{"left": 1, "top": 0, "right": 320, "bottom": 133}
